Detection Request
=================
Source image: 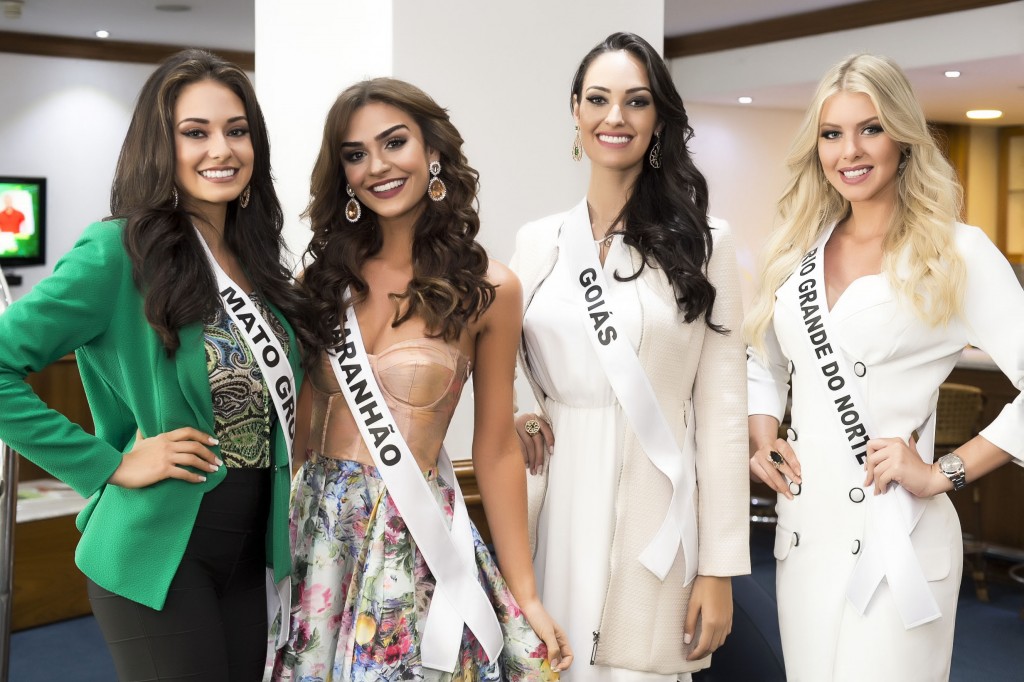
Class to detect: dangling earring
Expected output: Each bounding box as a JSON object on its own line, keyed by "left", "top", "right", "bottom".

{"left": 239, "top": 185, "right": 251, "bottom": 209}
{"left": 572, "top": 125, "right": 582, "bottom": 162}
{"left": 345, "top": 184, "right": 361, "bottom": 223}
{"left": 898, "top": 148, "right": 911, "bottom": 176}
{"left": 170, "top": 186, "right": 179, "bottom": 209}
{"left": 648, "top": 131, "right": 662, "bottom": 169}
{"left": 427, "top": 161, "right": 447, "bottom": 202}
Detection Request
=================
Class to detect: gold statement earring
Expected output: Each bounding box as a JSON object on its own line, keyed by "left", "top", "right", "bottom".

{"left": 239, "top": 185, "right": 251, "bottom": 209}
{"left": 345, "top": 184, "right": 362, "bottom": 223}
{"left": 572, "top": 125, "right": 582, "bottom": 162}
{"left": 427, "top": 161, "right": 447, "bottom": 202}
{"left": 648, "top": 131, "right": 662, "bottom": 169}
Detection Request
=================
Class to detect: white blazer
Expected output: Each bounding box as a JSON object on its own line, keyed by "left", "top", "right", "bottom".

{"left": 748, "top": 222, "right": 1024, "bottom": 681}
{"left": 513, "top": 199, "right": 750, "bottom": 674}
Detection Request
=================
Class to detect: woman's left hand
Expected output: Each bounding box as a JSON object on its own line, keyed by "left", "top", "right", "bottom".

{"left": 684, "top": 575, "right": 733, "bottom": 661}
{"left": 518, "top": 598, "right": 574, "bottom": 673}
{"left": 864, "top": 436, "right": 941, "bottom": 497}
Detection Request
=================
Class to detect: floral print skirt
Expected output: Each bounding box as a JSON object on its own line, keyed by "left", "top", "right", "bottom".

{"left": 271, "top": 455, "right": 556, "bottom": 682}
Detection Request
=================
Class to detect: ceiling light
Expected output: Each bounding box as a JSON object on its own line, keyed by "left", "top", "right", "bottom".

{"left": 966, "top": 110, "right": 1003, "bottom": 120}
{"left": 95, "top": 29, "right": 110, "bottom": 39}
{"left": 3, "top": 0, "right": 25, "bottom": 20}
{"left": 944, "top": 70, "right": 961, "bottom": 78}
{"left": 738, "top": 96, "right": 753, "bottom": 104}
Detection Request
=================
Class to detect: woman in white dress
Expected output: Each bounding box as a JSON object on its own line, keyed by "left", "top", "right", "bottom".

{"left": 510, "top": 32, "right": 750, "bottom": 681}
{"left": 746, "top": 54, "right": 1024, "bottom": 681}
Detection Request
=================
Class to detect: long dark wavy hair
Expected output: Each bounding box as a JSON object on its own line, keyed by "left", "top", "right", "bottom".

{"left": 302, "top": 78, "right": 495, "bottom": 350}
{"left": 573, "top": 32, "right": 722, "bottom": 331}
{"left": 109, "top": 49, "right": 315, "bottom": 360}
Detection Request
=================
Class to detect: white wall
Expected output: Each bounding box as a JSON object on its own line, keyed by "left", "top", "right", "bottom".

{"left": 392, "top": 1, "right": 663, "bottom": 264}
{"left": 0, "top": 53, "right": 153, "bottom": 296}
{"left": 255, "top": 0, "right": 394, "bottom": 266}
{"left": 685, "top": 102, "right": 803, "bottom": 307}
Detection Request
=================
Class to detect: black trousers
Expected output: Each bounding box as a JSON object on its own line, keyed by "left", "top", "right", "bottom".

{"left": 87, "top": 467, "right": 271, "bottom": 682}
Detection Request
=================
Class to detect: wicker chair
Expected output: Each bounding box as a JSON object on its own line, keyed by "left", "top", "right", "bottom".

{"left": 935, "top": 382, "right": 986, "bottom": 601}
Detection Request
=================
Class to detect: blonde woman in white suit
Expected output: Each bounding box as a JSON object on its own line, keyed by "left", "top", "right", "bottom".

{"left": 510, "top": 32, "right": 750, "bottom": 681}
{"left": 746, "top": 54, "right": 1024, "bottom": 681}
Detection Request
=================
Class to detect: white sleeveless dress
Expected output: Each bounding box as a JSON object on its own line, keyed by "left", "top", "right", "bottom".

{"left": 523, "top": 237, "right": 688, "bottom": 682}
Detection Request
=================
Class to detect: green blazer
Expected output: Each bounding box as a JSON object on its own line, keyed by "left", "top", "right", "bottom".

{"left": 0, "top": 220, "right": 303, "bottom": 610}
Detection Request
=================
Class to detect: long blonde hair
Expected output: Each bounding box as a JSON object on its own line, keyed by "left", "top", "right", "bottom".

{"left": 745, "top": 54, "right": 965, "bottom": 356}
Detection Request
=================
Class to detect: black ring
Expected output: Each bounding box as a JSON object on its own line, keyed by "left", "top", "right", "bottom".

{"left": 854, "top": 361, "right": 866, "bottom": 377}
{"left": 849, "top": 487, "right": 866, "bottom": 503}
{"left": 789, "top": 481, "right": 802, "bottom": 496}
{"left": 769, "top": 450, "right": 785, "bottom": 469}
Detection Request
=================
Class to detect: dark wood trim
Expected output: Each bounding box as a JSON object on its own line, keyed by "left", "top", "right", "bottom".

{"left": 931, "top": 123, "right": 972, "bottom": 220}
{"left": 997, "top": 126, "right": 1024, "bottom": 259}
{"left": 0, "top": 30, "right": 254, "bottom": 70}
{"left": 666, "top": 0, "right": 1018, "bottom": 58}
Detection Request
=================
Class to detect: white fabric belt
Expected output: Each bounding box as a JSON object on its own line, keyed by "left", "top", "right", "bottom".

{"left": 792, "top": 231, "right": 939, "bottom": 628}
{"left": 327, "top": 290, "right": 503, "bottom": 671}
{"left": 559, "top": 199, "right": 698, "bottom": 583}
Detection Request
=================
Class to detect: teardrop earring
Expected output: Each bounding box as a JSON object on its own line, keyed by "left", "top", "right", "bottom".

{"left": 648, "top": 131, "right": 662, "bottom": 169}
{"left": 345, "top": 184, "right": 362, "bottom": 223}
{"left": 572, "top": 125, "right": 582, "bottom": 162}
{"left": 427, "top": 161, "right": 447, "bottom": 202}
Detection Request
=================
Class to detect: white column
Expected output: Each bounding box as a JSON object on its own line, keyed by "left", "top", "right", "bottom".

{"left": 255, "top": 0, "right": 394, "bottom": 265}
{"left": 255, "top": 0, "right": 665, "bottom": 453}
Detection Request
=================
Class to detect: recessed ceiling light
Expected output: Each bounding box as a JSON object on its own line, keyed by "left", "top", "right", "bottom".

{"left": 95, "top": 29, "right": 110, "bottom": 39}
{"left": 966, "top": 109, "right": 1003, "bottom": 120}
{"left": 155, "top": 4, "right": 192, "bottom": 11}
{"left": 738, "top": 96, "right": 753, "bottom": 104}
{"left": 944, "top": 70, "right": 961, "bottom": 78}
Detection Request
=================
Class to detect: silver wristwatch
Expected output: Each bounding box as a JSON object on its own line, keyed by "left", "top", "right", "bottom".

{"left": 937, "top": 452, "right": 966, "bottom": 491}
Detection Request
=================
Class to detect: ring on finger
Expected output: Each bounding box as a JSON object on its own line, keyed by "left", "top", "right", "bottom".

{"left": 769, "top": 450, "right": 785, "bottom": 470}
{"left": 524, "top": 418, "right": 541, "bottom": 436}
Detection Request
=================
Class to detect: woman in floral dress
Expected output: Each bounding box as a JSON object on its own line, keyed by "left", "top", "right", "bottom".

{"left": 271, "top": 78, "right": 572, "bottom": 682}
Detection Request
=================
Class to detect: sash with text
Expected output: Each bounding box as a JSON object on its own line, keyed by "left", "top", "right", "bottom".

{"left": 558, "top": 203, "right": 698, "bottom": 583}
{"left": 327, "top": 291, "right": 503, "bottom": 672}
{"left": 791, "top": 228, "right": 940, "bottom": 628}
{"left": 194, "top": 228, "right": 298, "bottom": 645}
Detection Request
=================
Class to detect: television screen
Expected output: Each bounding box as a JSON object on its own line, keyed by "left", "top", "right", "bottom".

{"left": 0, "top": 176, "right": 46, "bottom": 268}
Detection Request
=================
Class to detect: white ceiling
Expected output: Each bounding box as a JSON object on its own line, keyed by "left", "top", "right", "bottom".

{"left": 0, "top": 0, "right": 254, "bottom": 51}
{"left": 1, "top": 1, "right": 1021, "bottom": 125}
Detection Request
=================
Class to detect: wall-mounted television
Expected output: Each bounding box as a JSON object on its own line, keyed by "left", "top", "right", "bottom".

{"left": 0, "top": 176, "right": 46, "bottom": 269}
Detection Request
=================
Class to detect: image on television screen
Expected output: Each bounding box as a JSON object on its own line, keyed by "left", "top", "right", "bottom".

{"left": 0, "top": 177, "right": 45, "bottom": 265}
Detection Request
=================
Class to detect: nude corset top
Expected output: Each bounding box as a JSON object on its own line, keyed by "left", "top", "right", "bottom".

{"left": 307, "top": 337, "right": 471, "bottom": 471}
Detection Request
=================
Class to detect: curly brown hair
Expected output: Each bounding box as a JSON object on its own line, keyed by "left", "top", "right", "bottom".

{"left": 302, "top": 78, "right": 495, "bottom": 350}
{"left": 110, "top": 48, "right": 317, "bottom": 361}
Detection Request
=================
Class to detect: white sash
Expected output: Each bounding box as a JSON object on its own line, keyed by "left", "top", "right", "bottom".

{"left": 792, "top": 230, "right": 940, "bottom": 628}
{"left": 193, "top": 229, "right": 298, "bottom": 646}
{"left": 326, "top": 292, "right": 503, "bottom": 672}
{"left": 558, "top": 201, "right": 698, "bottom": 584}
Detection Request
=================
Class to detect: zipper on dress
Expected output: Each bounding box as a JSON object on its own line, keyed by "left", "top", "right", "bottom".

{"left": 591, "top": 273, "right": 641, "bottom": 668}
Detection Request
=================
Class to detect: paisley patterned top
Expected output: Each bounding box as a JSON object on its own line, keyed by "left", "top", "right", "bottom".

{"left": 204, "top": 291, "right": 290, "bottom": 468}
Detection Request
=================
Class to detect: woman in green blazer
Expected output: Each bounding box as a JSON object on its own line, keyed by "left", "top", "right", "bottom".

{"left": 0, "top": 50, "right": 312, "bottom": 681}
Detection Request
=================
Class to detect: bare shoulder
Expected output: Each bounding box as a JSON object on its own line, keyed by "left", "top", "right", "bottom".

{"left": 478, "top": 259, "right": 523, "bottom": 329}
{"left": 486, "top": 258, "right": 522, "bottom": 292}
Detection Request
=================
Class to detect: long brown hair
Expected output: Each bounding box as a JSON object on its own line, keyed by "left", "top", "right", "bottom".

{"left": 571, "top": 32, "right": 722, "bottom": 331}
{"left": 302, "top": 78, "right": 495, "bottom": 349}
{"left": 110, "top": 49, "right": 315, "bottom": 360}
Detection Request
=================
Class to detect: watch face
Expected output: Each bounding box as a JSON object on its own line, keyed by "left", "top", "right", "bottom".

{"left": 939, "top": 454, "right": 962, "bottom": 474}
